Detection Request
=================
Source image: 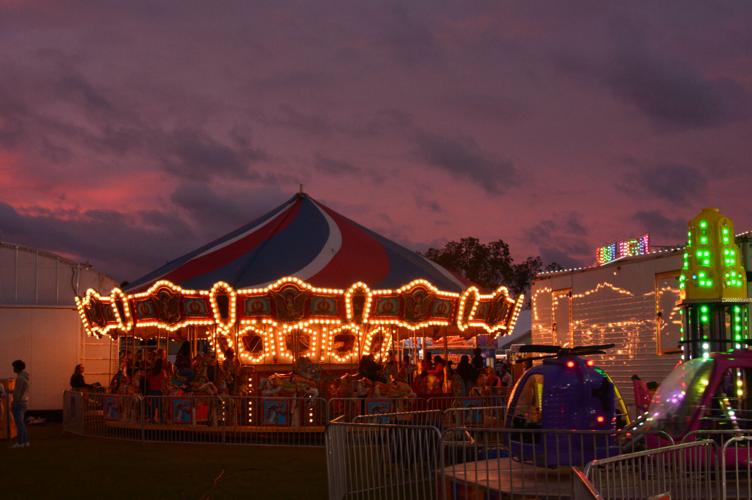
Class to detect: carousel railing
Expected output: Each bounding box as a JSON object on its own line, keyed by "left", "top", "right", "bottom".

{"left": 63, "top": 390, "right": 328, "bottom": 447}
{"left": 63, "top": 390, "right": 509, "bottom": 448}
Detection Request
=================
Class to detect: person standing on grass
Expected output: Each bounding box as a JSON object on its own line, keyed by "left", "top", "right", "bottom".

{"left": 11, "top": 359, "right": 30, "bottom": 448}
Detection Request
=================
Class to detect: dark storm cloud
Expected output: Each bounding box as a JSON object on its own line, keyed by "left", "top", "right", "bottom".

{"left": 170, "top": 181, "right": 288, "bottom": 230}
{"left": 604, "top": 50, "right": 750, "bottom": 130}
{"left": 557, "top": 25, "right": 751, "bottom": 131}
{"left": 415, "top": 191, "right": 443, "bottom": 214}
{"left": 254, "top": 104, "right": 334, "bottom": 136}
{"left": 526, "top": 213, "right": 591, "bottom": 268}
{"left": 159, "top": 129, "right": 266, "bottom": 181}
{"left": 413, "top": 184, "right": 444, "bottom": 214}
{"left": 55, "top": 74, "right": 113, "bottom": 114}
{"left": 0, "top": 202, "right": 195, "bottom": 280}
{"left": 632, "top": 210, "right": 687, "bottom": 243}
{"left": 314, "top": 155, "right": 359, "bottom": 175}
{"left": 252, "top": 106, "right": 412, "bottom": 140}
{"left": 253, "top": 70, "right": 330, "bottom": 93}
{"left": 378, "top": 3, "right": 443, "bottom": 68}
{"left": 414, "top": 132, "right": 517, "bottom": 195}
{"left": 441, "top": 93, "right": 523, "bottom": 122}
{"left": 1, "top": 1, "right": 752, "bottom": 280}
{"left": 621, "top": 163, "right": 707, "bottom": 205}
{"left": 351, "top": 109, "right": 413, "bottom": 137}
{"left": 313, "top": 153, "right": 385, "bottom": 183}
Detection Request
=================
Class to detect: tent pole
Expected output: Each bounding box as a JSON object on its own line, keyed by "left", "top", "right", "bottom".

{"left": 444, "top": 330, "right": 448, "bottom": 359}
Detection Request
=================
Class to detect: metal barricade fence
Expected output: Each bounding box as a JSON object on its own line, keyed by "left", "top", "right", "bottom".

{"left": 586, "top": 439, "right": 716, "bottom": 500}
{"left": 681, "top": 428, "right": 752, "bottom": 445}
{"left": 721, "top": 435, "right": 752, "bottom": 500}
{"left": 442, "top": 405, "right": 504, "bottom": 429}
{"left": 440, "top": 427, "right": 621, "bottom": 500}
{"left": 328, "top": 398, "right": 427, "bottom": 422}
{"left": 424, "top": 395, "right": 507, "bottom": 413}
{"left": 351, "top": 406, "right": 505, "bottom": 430}
{"left": 353, "top": 409, "right": 444, "bottom": 427}
{"left": 326, "top": 417, "right": 442, "bottom": 500}
{"left": 63, "top": 390, "right": 328, "bottom": 446}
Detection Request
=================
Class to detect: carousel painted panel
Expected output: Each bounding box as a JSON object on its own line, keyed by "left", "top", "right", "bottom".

{"left": 240, "top": 295, "right": 273, "bottom": 320}
{"left": 307, "top": 295, "right": 340, "bottom": 319}
{"left": 371, "top": 296, "right": 402, "bottom": 320}
{"left": 181, "top": 296, "right": 212, "bottom": 319}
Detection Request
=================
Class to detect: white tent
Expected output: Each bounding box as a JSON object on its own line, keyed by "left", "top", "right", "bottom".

{"left": 0, "top": 242, "right": 115, "bottom": 410}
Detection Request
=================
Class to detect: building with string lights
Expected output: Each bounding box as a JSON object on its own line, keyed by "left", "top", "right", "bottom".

{"left": 531, "top": 216, "right": 752, "bottom": 415}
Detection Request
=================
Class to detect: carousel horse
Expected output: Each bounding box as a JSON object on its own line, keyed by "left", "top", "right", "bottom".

{"left": 328, "top": 373, "right": 372, "bottom": 398}
{"left": 259, "top": 373, "right": 319, "bottom": 398}
{"left": 293, "top": 357, "right": 321, "bottom": 382}
{"left": 373, "top": 380, "right": 417, "bottom": 398}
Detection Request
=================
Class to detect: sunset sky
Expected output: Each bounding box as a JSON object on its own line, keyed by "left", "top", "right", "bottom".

{"left": 1, "top": 1, "right": 751, "bottom": 281}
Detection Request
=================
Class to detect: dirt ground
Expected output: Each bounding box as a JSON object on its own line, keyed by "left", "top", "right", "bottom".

{"left": 0, "top": 423, "right": 328, "bottom": 500}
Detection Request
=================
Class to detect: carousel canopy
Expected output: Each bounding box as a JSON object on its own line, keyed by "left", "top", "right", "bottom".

{"left": 126, "top": 193, "right": 465, "bottom": 292}
{"left": 76, "top": 193, "right": 524, "bottom": 356}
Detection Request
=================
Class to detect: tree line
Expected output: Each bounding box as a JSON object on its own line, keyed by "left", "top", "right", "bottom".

{"left": 424, "top": 237, "right": 562, "bottom": 302}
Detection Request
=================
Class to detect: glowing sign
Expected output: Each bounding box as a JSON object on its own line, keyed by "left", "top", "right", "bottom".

{"left": 596, "top": 234, "right": 650, "bottom": 265}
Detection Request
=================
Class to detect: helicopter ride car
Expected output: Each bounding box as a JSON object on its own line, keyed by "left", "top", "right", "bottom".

{"left": 504, "top": 344, "right": 630, "bottom": 466}
{"left": 623, "top": 349, "right": 752, "bottom": 464}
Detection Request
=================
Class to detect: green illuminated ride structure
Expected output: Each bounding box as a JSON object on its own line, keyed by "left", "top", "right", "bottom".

{"left": 680, "top": 208, "right": 751, "bottom": 359}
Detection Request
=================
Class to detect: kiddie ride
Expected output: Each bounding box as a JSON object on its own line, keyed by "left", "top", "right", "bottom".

{"left": 504, "top": 343, "right": 630, "bottom": 466}
{"left": 442, "top": 346, "right": 629, "bottom": 500}
{"left": 623, "top": 349, "right": 752, "bottom": 465}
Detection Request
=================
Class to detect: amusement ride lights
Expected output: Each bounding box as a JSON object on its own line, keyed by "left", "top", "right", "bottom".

{"left": 76, "top": 276, "right": 525, "bottom": 365}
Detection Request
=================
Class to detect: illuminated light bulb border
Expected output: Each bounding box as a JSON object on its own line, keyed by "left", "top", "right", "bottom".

{"left": 361, "top": 326, "right": 392, "bottom": 360}
{"left": 236, "top": 276, "right": 345, "bottom": 296}
{"left": 130, "top": 279, "right": 207, "bottom": 299}
{"left": 532, "top": 278, "right": 690, "bottom": 348}
{"left": 326, "top": 324, "right": 362, "bottom": 363}
{"left": 209, "top": 281, "right": 237, "bottom": 331}
{"left": 456, "top": 287, "right": 481, "bottom": 332}
{"left": 76, "top": 276, "right": 522, "bottom": 341}
{"left": 538, "top": 246, "right": 685, "bottom": 276}
{"left": 76, "top": 289, "right": 121, "bottom": 338}
{"left": 371, "top": 278, "right": 461, "bottom": 299}
{"left": 276, "top": 324, "right": 321, "bottom": 362}
{"left": 503, "top": 294, "right": 525, "bottom": 340}
{"left": 236, "top": 325, "right": 277, "bottom": 364}
{"left": 378, "top": 329, "right": 394, "bottom": 362}
{"left": 344, "top": 282, "right": 372, "bottom": 323}
{"left": 110, "top": 287, "right": 134, "bottom": 332}
{"left": 466, "top": 285, "right": 517, "bottom": 334}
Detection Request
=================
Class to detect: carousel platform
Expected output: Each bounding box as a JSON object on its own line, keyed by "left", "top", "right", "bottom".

{"left": 105, "top": 420, "right": 325, "bottom": 434}
{"left": 442, "top": 458, "right": 573, "bottom": 499}
{"left": 85, "top": 418, "right": 327, "bottom": 446}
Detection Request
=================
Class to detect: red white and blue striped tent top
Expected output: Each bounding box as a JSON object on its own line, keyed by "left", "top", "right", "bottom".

{"left": 126, "top": 193, "right": 465, "bottom": 292}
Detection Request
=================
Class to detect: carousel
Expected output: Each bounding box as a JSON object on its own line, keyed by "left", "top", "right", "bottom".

{"left": 75, "top": 193, "right": 524, "bottom": 402}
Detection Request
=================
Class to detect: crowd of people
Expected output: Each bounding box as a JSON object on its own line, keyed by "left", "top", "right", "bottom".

{"left": 360, "top": 348, "right": 514, "bottom": 398}
{"left": 68, "top": 342, "right": 243, "bottom": 417}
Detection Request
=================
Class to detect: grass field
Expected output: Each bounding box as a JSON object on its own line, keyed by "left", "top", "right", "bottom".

{"left": 0, "top": 424, "right": 328, "bottom": 500}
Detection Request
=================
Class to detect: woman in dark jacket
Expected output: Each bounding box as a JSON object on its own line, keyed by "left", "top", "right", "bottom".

{"left": 70, "top": 364, "right": 94, "bottom": 390}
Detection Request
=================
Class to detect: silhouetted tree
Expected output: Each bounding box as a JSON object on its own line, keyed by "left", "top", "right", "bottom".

{"left": 424, "top": 237, "right": 559, "bottom": 300}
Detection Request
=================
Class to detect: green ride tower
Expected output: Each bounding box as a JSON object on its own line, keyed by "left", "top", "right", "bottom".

{"left": 680, "top": 208, "right": 751, "bottom": 359}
